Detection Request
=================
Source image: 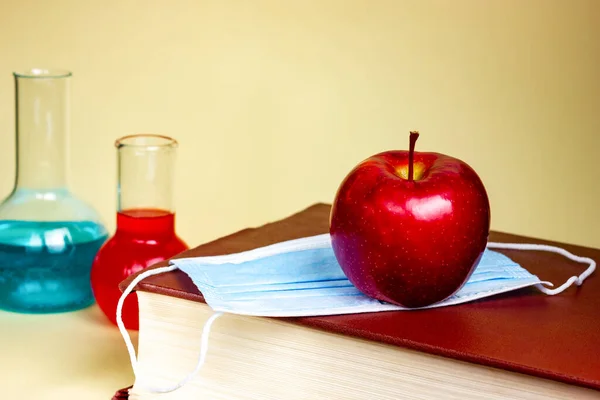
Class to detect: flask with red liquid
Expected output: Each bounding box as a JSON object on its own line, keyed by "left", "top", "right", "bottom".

{"left": 91, "top": 134, "right": 188, "bottom": 330}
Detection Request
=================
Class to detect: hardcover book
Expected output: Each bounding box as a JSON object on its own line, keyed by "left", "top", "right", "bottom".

{"left": 113, "top": 204, "right": 600, "bottom": 399}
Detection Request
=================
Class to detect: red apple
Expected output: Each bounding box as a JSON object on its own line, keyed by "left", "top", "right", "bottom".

{"left": 329, "top": 131, "right": 491, "bottom": 308}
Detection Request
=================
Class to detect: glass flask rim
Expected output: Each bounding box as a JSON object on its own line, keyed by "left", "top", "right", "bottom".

{"left": 13, "top": 68, "right": 72, "bottom": 79}
{"left": 115, "top": 133, "right": 178, "bottom": 150}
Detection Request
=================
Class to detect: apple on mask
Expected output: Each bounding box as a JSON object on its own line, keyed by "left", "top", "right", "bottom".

{"left": 330, "top": 131, "right": 491, "bottom": 308}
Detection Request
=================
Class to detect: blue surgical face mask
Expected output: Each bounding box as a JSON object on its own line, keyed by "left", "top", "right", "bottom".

{"left": 117, "top": 233, "right": 595, "bottom": 393}
{"left": 167, "top": 235, "right": 548, "bottom": 316}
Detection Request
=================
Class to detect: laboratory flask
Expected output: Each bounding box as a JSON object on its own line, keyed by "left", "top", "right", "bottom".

{"left": 91, "top": 134, "right": 188, "bottom": 330}
{"left": 0, "top": 69, "right": 108, "bottom": 313}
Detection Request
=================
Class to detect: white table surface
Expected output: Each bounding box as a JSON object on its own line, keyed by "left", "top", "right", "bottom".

{"left": 0, "top": 305, "right": 136, "bottom": 399}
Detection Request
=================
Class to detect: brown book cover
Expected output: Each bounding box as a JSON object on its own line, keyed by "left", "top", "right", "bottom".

{"left": 113, "top": 203, "right": 600, "bottom": 399}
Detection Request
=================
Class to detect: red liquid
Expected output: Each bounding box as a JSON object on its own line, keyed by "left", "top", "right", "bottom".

{"left": 90, "top": 209, "right": 188, "bottom": 330}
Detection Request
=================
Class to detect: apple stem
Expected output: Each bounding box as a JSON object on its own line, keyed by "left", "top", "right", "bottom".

{"left": 408, "top": 131, "right": 419, "bottom": 182}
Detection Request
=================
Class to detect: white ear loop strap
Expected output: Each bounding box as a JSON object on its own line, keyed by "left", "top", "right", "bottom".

{"left": 487, "top": 242, "right": 596, "bottom": 295}
{"left": 116, "top": 265, "right": 223, "bottom": 394}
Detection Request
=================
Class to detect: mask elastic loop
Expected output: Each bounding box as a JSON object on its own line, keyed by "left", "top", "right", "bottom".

{"left": 486, "top": 242, "right": 596, "bottom": 295}
{"left": 116, "top": 264, "right": 223, "bottom": 394}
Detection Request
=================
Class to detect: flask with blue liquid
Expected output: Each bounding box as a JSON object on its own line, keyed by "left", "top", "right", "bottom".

{"left": 0, "top": 69, "right": 108, "bottom": 313}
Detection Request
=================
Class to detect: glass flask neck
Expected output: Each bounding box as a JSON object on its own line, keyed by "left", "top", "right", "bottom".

{"left": 115, "top": 134, "right": 178, "bottom": 233}
{"left": 13, "top": 70, "right": 72, "bottom": 191}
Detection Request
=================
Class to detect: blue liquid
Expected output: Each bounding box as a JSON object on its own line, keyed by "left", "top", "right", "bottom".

{"left": 0, "top": 220, "right": 107, "bottom": 313}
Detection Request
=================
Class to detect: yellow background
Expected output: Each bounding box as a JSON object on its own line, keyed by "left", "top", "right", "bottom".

{"left": 0, "top": 0, "right": 598, "bottom": 249}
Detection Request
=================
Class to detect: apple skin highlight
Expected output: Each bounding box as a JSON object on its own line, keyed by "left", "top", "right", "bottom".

{"left": 330, "top": 141, "right": 491, "bottom": 308}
